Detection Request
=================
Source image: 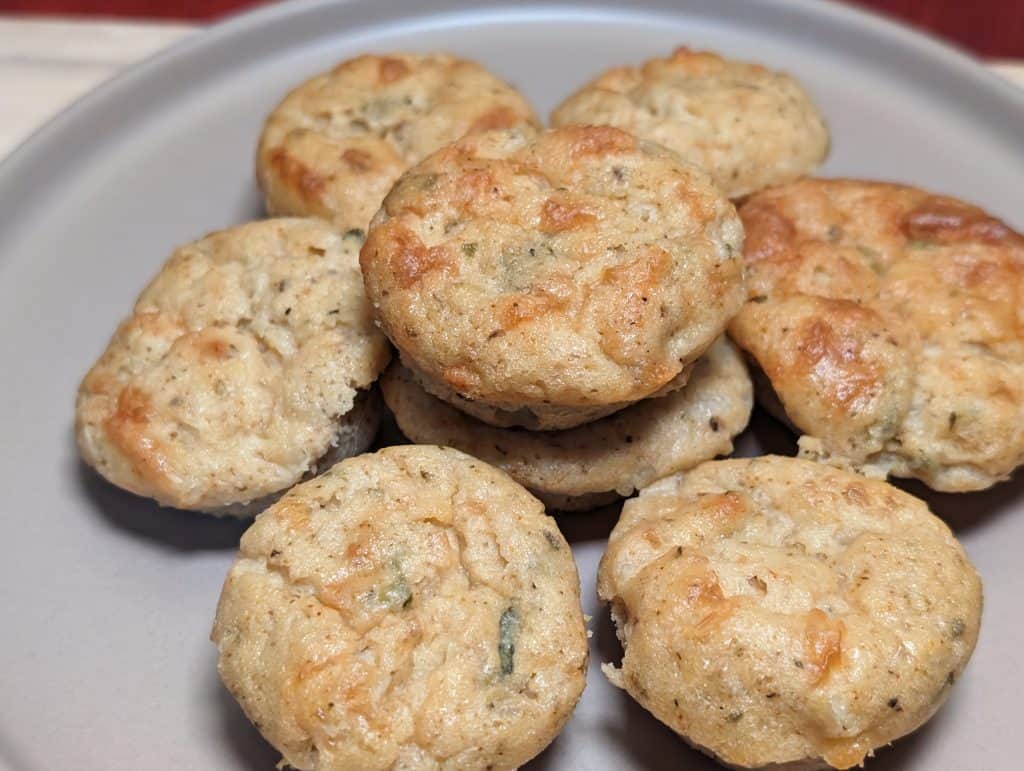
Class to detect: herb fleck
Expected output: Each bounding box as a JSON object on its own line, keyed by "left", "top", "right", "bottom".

{"left": 727, "top": 711, "right": 744, "bottom": 723}
{"left": 498, "top": 606, "right": 520, "bottom": 676}
{"left": 951, "top": 618, "right": 966, "bottom": 638}
{"left": 827, "top": 225, "right": 843, "bottom": 242}
{"left": 857, "top": 244, "right": 884, "bottom": 274}
{"left": 462, "top": 242, "right": 478, "bottom": 257}
{"left": 344, "top": 228, "right": 365, "bottom": 240}
{"left": 379, "top": 575, "right": 412, "bottom": 609}
{"left": 948, "top": 412, "right": 958, "bottom": 431}
{"left": 543, "top": 530, "right": 562, "bottom": 550}
{"left": 908, "top": 239, "right": 933, "bottom": 249}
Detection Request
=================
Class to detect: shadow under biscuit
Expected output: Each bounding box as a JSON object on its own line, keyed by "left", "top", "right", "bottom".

{"left": 75, "top": 443, "right": 250, "bottom": 552}
{"left": 550, "top": 502, "right": 624, "bottom": 544}
{"left": 522, "top": 733, "right": 570, "bottom": 771}
{"left": 591, "top": 612, "right": 682, "bottom": 770}
{"left": 858, "top": 697, "right": 947, "bottom": 771}
{"left": 239, "top": 183, "right": 267, "bottom": 222}
{"left": 592, "top": 608, "right": 722, "bottom": 770}
{"left": 593, "top": 596, "right": 624, "bottom": 668}
{"left": 736, "top": 407, "right": 1024, "bottom": 534}
{"left": 894, "top": 470, "right": 1024, "bottom": 534}
{"left": 209, "top": 671, "right": 280, "bottom": 770}
{"left": 370, "top": 401, "right": 406, "bottom": 451}
{"left": 734, "top": 406, "right": 801, "bottom": 458}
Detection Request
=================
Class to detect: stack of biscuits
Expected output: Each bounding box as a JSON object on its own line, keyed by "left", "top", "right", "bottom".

{"left": 74, "top": 46, "right": 1024, "bottom": 771}
{"left": 365, "top": 123, "right": 754, "bottom": 511}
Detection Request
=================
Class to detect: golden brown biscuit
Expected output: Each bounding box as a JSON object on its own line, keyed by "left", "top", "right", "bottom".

{"left": 212, "top": 445, "right": 588, "bottom": 771}
{"left": 381, "top": 337, "right": 752, "bottom": 510}
{"left": 361, "top": 125, "right": 745, "bottom": 429}
{"left": 599, "top": 455, "right": 983, "bottom": 770}
{"left": 76, "top": 219, "right": 391, "bottom": 514}
{"left": 551, "top": 47, "right": 829, "bottom": 199}
{"left": 399, "top": 355, "right": 697, "bottom": 432}
{"left": 257, "top": 53, "right": 540, "bottom": 232}
{"left": 728, "top": 179, "right": 1024, "bottom": 491}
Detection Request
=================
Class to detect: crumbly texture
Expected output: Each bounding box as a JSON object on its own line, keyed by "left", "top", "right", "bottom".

{"left": 257, "top": 53, "right": 540, "bottom": 233}
{"left": 212, "top": 445, "right": 588, "bottom": 771}
{"left": 598, "top": 456, "right": 983, "bottom": 770}
{"left": 361, "top": 125, "right": 745, "bottom": 429}
{"left": 728, "top": 179, "right": 1024, "bottom": 491}
{"left": 76, "top": 219, "right": 391, "bottom": 513}
{"left": 551, "top": 47, "right": 829, "bottom": 199}
{"left": 214, "top": 389, "right": 383, "bottom": 518}
{"left": 381, "top": 338, "right": 752, "bottom": 510}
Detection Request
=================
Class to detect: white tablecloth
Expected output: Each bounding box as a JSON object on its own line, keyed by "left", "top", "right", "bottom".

{"left": 1, "top": 17, "right": 1022, "bottom": 160}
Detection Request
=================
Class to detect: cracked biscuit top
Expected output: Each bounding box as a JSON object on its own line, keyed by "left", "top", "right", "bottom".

{"left": 360, "top": 125, "right": 745, "bottom": 429}
{"left": 212, "top": 445, "right": 588, "bottom": 771}
{"left": 257, "top": 53, "right": 540, "bottom": 233}
{"left": 728, "top": 178, "right": 1024, "bottom": 491}
{"left": 598, "top": 455, "right": 982, "bottom": 770}
{"left": 551, "top": 47, "right": 829, "bottom": 199}
{"left": 75, "top": 219, "right": 390, "bottom": 513}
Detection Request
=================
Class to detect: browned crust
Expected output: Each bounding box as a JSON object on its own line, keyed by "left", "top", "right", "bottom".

{"left": 599, "top": 455, "right": 983, "bottom": 769}
{"left": 361, "top": 125, "right": 745, "bottom": 426}
{"left": 728, "top": 178, "right": 1024, "bottom": 491}
{"left": 256, "top": 53, "right": 540, "bottom": 232}
{"left": 551, "top": 47, "right": 829, "bottom": 198}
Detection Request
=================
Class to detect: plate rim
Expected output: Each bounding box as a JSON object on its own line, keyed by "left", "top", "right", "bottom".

{"left": 1, "top": 1, "right": 1022, "bottom": 768}
{"left": 1, "top": 0, "right": 1022, "bottom": 191}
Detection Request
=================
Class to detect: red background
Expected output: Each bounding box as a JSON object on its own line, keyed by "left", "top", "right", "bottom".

{"left": 2, "top": 0, "right": 1022, "bottom": 59}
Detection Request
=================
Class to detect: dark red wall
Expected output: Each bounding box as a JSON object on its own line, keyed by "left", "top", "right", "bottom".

{"left": 2, "top": 0, "right": 1022, "bottom": 58}
{"left": 851, "top": 0, "right": 1024, "bottom": 58}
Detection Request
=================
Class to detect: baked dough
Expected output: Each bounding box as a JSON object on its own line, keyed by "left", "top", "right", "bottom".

{"left": 361, "top": 125, "right": 744, "bottom": 429}
{"left": 599, "top": 455, "right": 983, "bottom": 769}
{"left": 552, "top": 47, "right": 828, "bottom": 198}
{"left": 257, "top": 53, "right": 539, "bottom": 232}
{"left": 729, "top": 178, "right": 1024, "bottom": 491}
{"left": 76, "top": 219, "right": 390, "bottom": 513}
{"left": 380, "top": 337, "right": 752, "bottom": 510}
{"left": 212, "top": 445, "right": 589, "bottom": 770}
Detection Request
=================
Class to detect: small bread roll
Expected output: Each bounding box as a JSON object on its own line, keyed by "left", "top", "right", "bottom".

{"left": 212, "top": 445, "right": 589, "bottom": 770}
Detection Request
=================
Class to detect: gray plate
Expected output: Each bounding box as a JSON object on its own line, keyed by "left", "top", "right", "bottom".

{"left": 1, "top": 1, "right": 1022, "bottom": 769}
